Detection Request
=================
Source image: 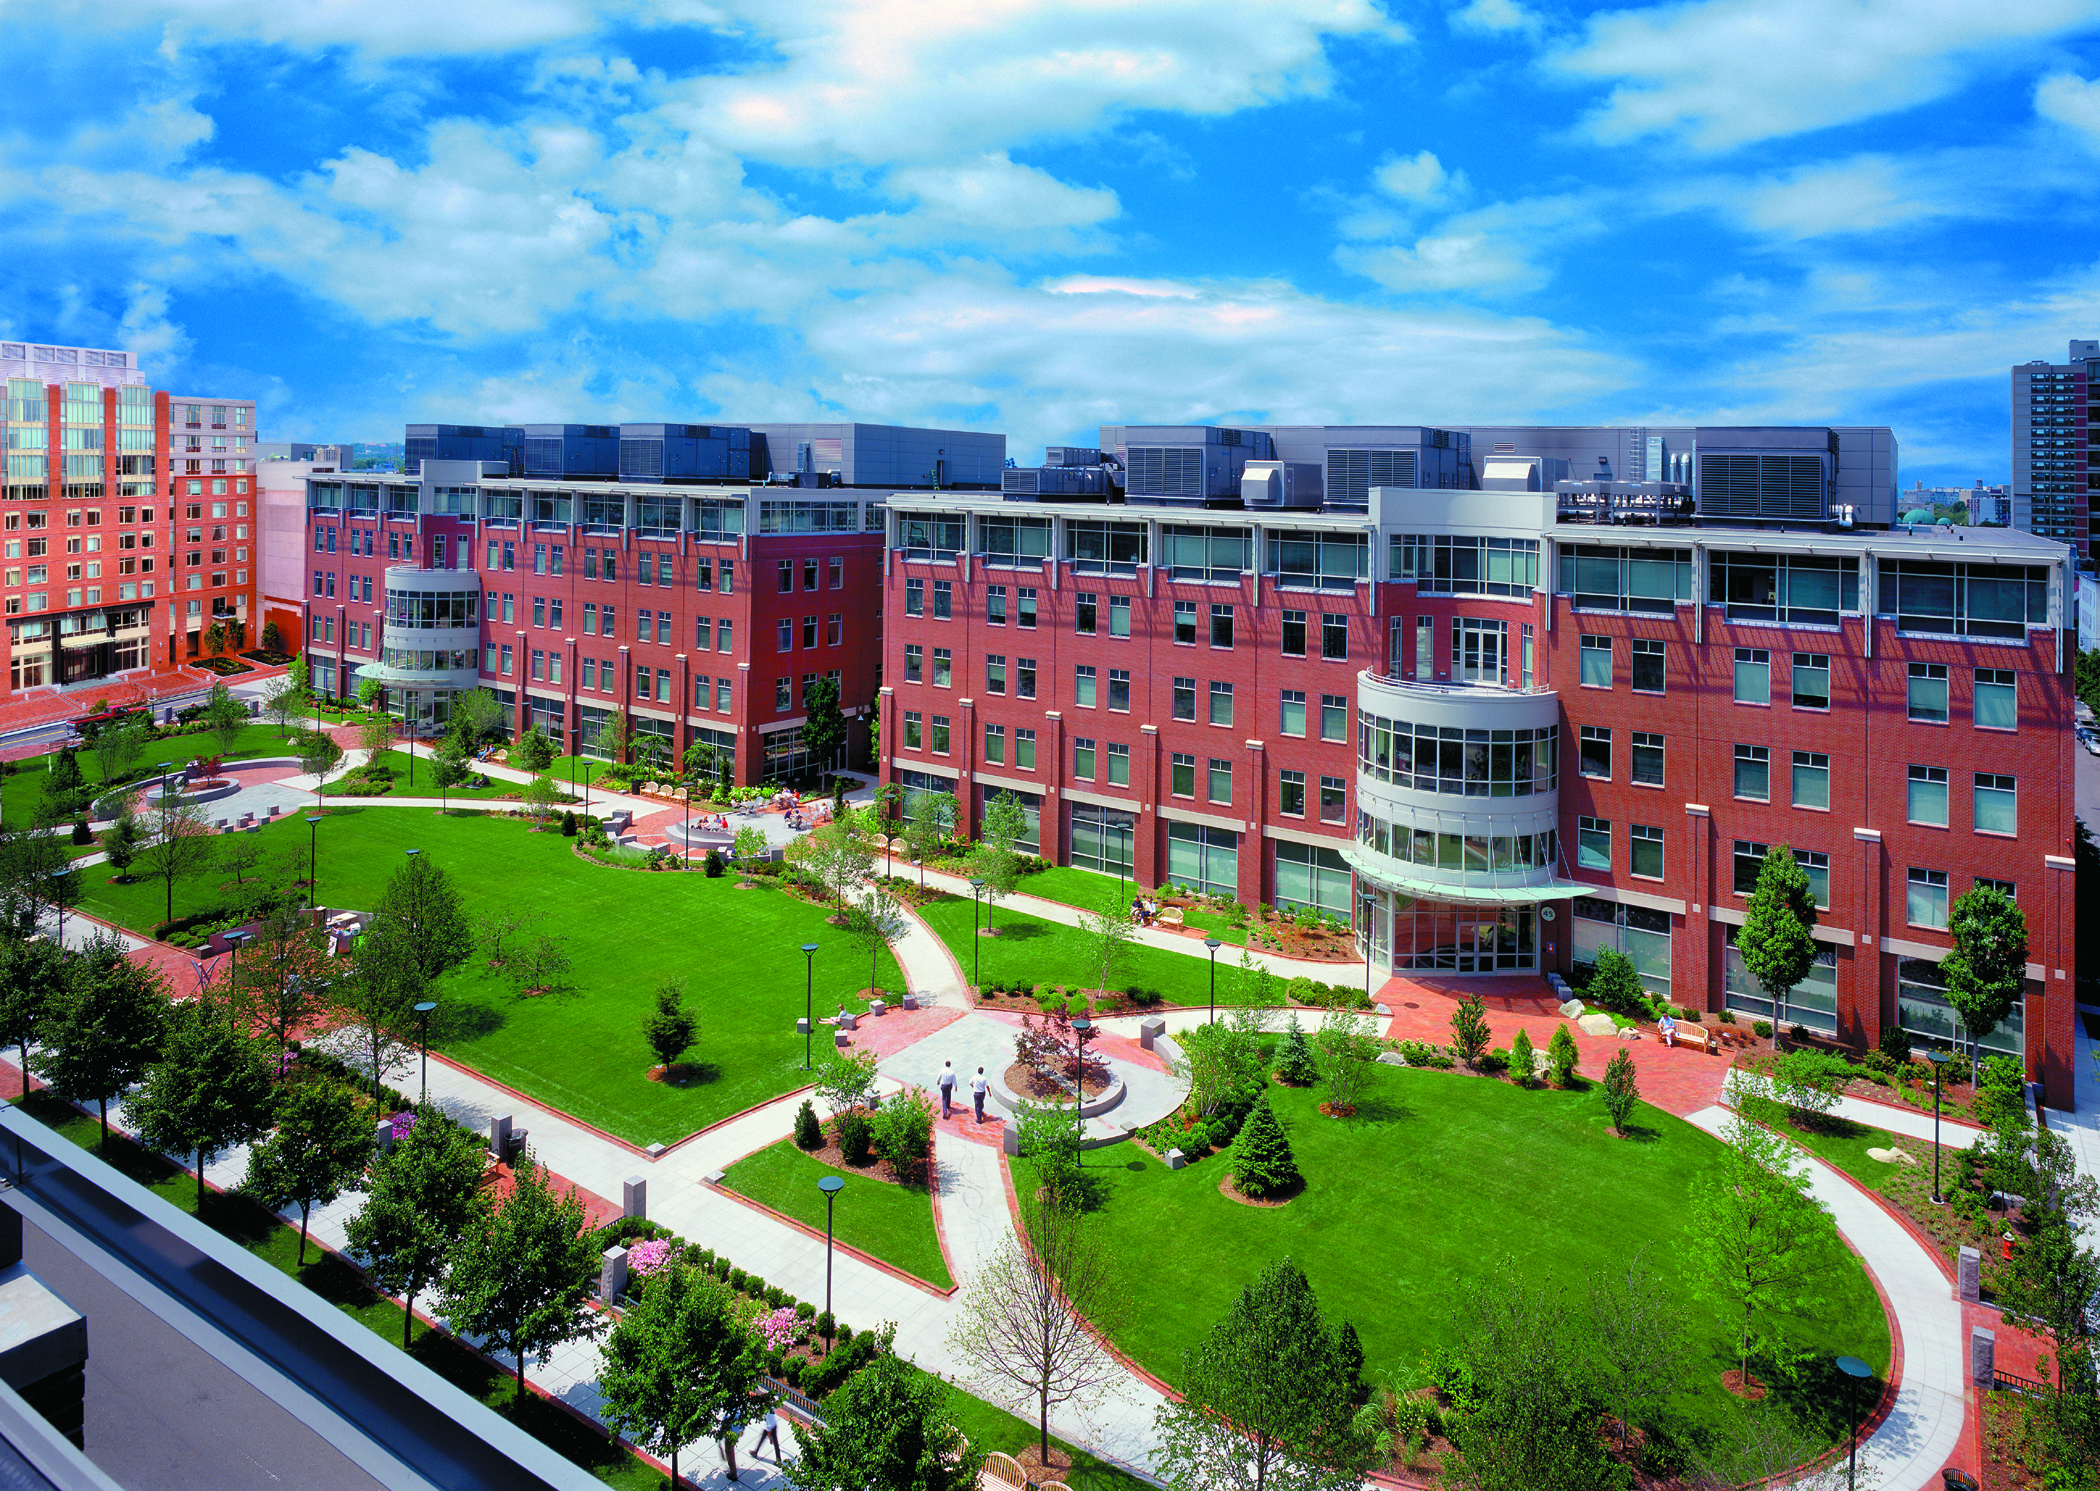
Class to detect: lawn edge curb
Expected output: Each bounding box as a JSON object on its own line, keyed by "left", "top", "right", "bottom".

{"left": 706, "top": 1173, "right": 958, "bottom": 1297}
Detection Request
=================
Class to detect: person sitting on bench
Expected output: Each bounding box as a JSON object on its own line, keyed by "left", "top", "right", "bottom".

{"left": 1658, "top": 1011, "right": 1678, "bottom": 1046}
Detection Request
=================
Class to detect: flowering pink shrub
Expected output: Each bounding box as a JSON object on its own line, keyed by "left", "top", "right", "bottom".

{"left": 752, "top": 1306, "right": 798, "bottom": 1351}
{"left": 627, "top": 1238, "right": 672, "bottom": 1278}
{"left": 389, "top": 1111, "right": 418, "bottom": 1141}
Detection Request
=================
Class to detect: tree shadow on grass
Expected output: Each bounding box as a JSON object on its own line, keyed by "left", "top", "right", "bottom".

{"left": 1612, "top": 1123, "right": 1665, "bottom": 1144}
{"left": 659, "top": 1060, "right": 721, "bottom": 1089}
{"left": 991, "top": 921, "right": 1052, "bottom": 943}
{"left": 1791, "top": 1112, "right": 1870, "bottom": 1141}
{"left": 428, "top": 1002, "right": 505, "bottom": 1042}
{"left": 1342, "top": 1094, "right": 1416, "bottom": 1125}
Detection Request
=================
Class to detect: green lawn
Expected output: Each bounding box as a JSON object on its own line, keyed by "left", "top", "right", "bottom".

{"left": 944, "top": 1392, "right": 1150, "bottom": 1490}
{"left": 1017, "top": 866, "right": 1248, "bottom": 947}
{"left": 720, "top": 1139, "right": 952, "bottom": 1290}
{"left": 324, "top": 751, "right": 567, "bottom": 803}
{"left": 7, "top": 720, "right": 320, "bottom": 826}
{"left": 918, "top": 892, "right": 1268, "bottom": 1007}
{"left": 1017, "top": 1064, "right": 1890, "bottom": 1451}
{"left": 76, "top": 808, "right": 904, "bottom": 1145}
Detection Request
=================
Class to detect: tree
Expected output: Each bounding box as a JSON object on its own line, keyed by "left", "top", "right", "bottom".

{"left": 1231, "top": 946, "right": 1278, "bottom": 1010}
{"left": 846, "top": 888, "right": 907, "bottom": 997}
{"left": 901, "top": 789, "right": 955, "bottom": 889}
{"left": 356, "top": 676, "right": 382, "bottom": 712}
{"left": 1507, "top": 1028, "right": 1536, "bottom": 1087}
{"left": 1076, "top": 906, "right": 1136, "bottom": 998}
{"left": 643, "top": 977, "right": 697, "bottom": 1074}
{"left": 202, "top": 681, "right": 246, "bottom": 755}
{"left": 1170, "top": 1019, "right": 1265, "bottom": 1119}
{"left": 794, "top": 1098, "right": 823, "bottom": 1150}
{"left": 1998, "top": 1211, "right": 2100, "bottom": 1399}
{"left": 34, "top": 931, "right": 168, "bottom": 1147}
{"left": 243, "top": 1077, "right": 372, "bottom": 1265}
{"left": 1587, "top": 1248, "right": 1690, "bottom": 1452}
{"left": 508, "top": 934, "right": 571, "bottom": 998}
{"left": 786, "top": 811, "right": 874, "bottom": 912}
{"left": 1155, "top": 1258, "right": 1367, "bottom": 1491}
{"left": 229, "top": 905, "right": 338, "bottom": 1057}
{"left": 799, "top": 675, "right": 847, "bottom": 768}
{"left": 100, "top": 799, "right": 143, "bottom": 880}
{"left": 263, "top": 667, "right": 305, "bottom": 737}
{"left": 789, "top": 1330, "right": 983, "bottom": 1491}
{"left": 131, "top": 997, "right": 277, "bottom": 1212}
{"left": 340, "top": 918, "right": 426, "bottom": 1110}
{"left": 452, "top": 687, "right": 502, "bottom": 747}
{"left": 1449, "top": 994, "right": 1491, "bottom": 1069}
{"left": 438, "top": 1153, "right": 603, "bottom": 1409}
{"left": 215, "top": 831, "right": 267, "bottom": 894}
{"left": 261, "top": 620, "right": 284, "bottom": 653}
{"left": 358, "top": 713, "right": 393, "bottom": 763}
{"left": 598, "top": 1263, "right": 763, "bottom": 1490}
{"left": 0, "top": 829, "right": 75, "bottom": 939}
{"left": 345, "top": 1101, "right": 491, "bottom": 1347}
{"left": 1436, "top": 1273, "right": 1620, "bottom": 1491}
{"left": 731, "top": 825, "right": 769, "bottom": 873}
{"left": 589, "top": 710, "right": 634, "bottom": 768}
{"left": 373, "top": 850, "right": 474, "bottom": 983}
{"left": 1274, "top": 1012, "right": 1316, "bottom": 1085}
{"left": 476, "top": 908, "right": 537, "bottom": 970}
{"left": 136, "top": 796, "right": 215, "bottom": 925}
{"left": 203, "top": 621, "right": 226, "bottom": 658}
{"left": 950, "top": 1198, "right": 1125, "bottom": 1464}
{"left": 680, "top": 739, "right": 717, "bottom": 783}
{"left": 1547, "top": 1024, "right": 1579, "bottom": 1087}
{"left": 1943, "top": 885, "right": 2029, "bottom": 1068}
{"left": 1311, "top": 1010, "right": 1379, "bottom": 1116}
{"left": 1230, "top": 1093, "right": 1300, "bottom": 1198}
{"left": 88, "top": 711, "right": 150, "bottom": 786}
{"left": 430, "top": 738, "right": 470, "bottom": 812}
{"left": 297, "top": 729, "right": 345, "bottom": 805}
{"left": 868, "top": 782, "right": 903, "bottom": 870}
{"left": 518, "top": 773, "right": 561, "bottom": 827}
{"left": 1599, "top": 1048, "right": 1640, "bottom": 1135}
{"left": 511, "top": 724, "right": 556, "bottom": 772}
{"left": 0, "top": 936, "right": 67, "bottom": 1088}
{"left": 971, "top": 792, "right": 1030, "bottom": 932}
{"left": 38, "top": 748, "right": 85, "bottom": 827}
{"left": 815, "top": 1048, "right": 880, "bottom": 1115}
{"left": 1685, "top": 1112, "right": 1846, "bottom": 1385}
{"left": 1585, "top": 948, "right": 1646, "bottom": 1016}
{"left": 1736, "top": 845, "right": 1817, "bottom": 1047}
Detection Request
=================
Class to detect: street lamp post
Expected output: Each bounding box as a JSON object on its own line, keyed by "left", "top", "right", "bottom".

{"left": 305, "top": 815, "right": 323, "bottom": 909}
{"left": 1204, "top": 937, "right": 1222, "bottom": 1024}
{"left": 801, "top": 942, "right": 820, "bottom": 1071}
{"left": 818, "top": 1174, "right": 844, "bottom": 1349}
{"left": 1360, "top": 892, "right": 1374, "bottom": 1007}
{"left": 225, "top": 929, "right": 250, "bottom": 998}
{"left": 1071, "top": 1014, "right": 1091, "bottom": 1174}
{"left": 414, "top": 1001, "right": 438, "bottom": 1103}
{"left": 1928, "top": 1048, "right": 1951, "bottom": 1204}
{"left": 1835, "top": 1355, "right": 1873, "bottom": 1490}
{"left": 969, "top": 878, "right": 985, "bottom": 990}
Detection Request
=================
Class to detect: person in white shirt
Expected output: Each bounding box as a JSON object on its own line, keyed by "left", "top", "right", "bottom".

{"left": 971, "top": 1066, "right": 989, "bottom": 1123}
{"left": 938, "top": 1060, "right": 957, "bottom": 1119}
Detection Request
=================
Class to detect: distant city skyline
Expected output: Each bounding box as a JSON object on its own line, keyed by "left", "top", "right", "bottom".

{"left": 5, "top": 3, "right": 2100, "bottom": 486}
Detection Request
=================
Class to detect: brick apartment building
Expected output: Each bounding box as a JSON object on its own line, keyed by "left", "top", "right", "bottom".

{"left": 0, "top": 341, "right": 257, "bottom": 699}
{"left": 877, "top": 426, "right": 2082, "bottom": 1102}
{"left": 298, "top": 422, "right": 1002, "bottom": 785}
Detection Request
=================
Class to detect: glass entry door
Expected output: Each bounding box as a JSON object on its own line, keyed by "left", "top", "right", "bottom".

{"left": 1451, "top": 619, "right": 1508, "bottom": 685}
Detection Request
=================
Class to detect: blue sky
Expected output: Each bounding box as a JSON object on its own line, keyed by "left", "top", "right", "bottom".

{"left": 5, "top": 0, "right": 2100, "bottom": 483}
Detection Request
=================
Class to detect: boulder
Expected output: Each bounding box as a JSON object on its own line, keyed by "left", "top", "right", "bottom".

{"left": 1558, "top": 998, "right": 1586, "bottom": 1019}
{"left": 1576, "top": 1013, "right": 1619, "bottom": 1038}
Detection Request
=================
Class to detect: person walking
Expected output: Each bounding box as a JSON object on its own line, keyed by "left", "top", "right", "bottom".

{"left": 971, "top": 1065, "right": 988, "bottom": 1124}
{"left": 938, "top": 1060, "right": 957, "bottom": 1120}
{"left": 756, "top": 1401, "right": 783, "bottom": 1461}
{"left": 721, "top": 1419, "right": 742, "bottom": 1483}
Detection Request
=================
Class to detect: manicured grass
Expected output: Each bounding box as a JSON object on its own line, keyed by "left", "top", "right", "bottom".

{"left": 1782, "top": 1111, "right": 1952, "bottom": 1195}
{"left": 943, "top": 1391, "right": 1152, "bottom": 1491}
{"left": 6, "top": 721, "right": 315, "bottom": 826}
{"left": 1019, "top": 866, "right": 1248, "bottom": 947}
{"left": 1017, "top": 1064, "right": 1890, "bottom": 1451}
{"left": 719, "top": 1139, "right": 952, "bottom": 1290}
{"left": 917, "top": 893, "right": 1267, "bottom": 1007}
{"left": 324, "top": 751, "right": 566, "bottom": 803}
{"left": 77, "top": 808, "right": 904, "bottom": 1144}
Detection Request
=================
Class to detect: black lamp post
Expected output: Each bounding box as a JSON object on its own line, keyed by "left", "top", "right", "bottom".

{"left": 305, "top": 814, "right": 323, "bottom": 909}
{"left": 969, "top": 878, "right": 985, "bottom": 989}
{"left": 1071, "top": 1014, "right": 1091, "bottom": 1173}
{"left": 1928, "top": 1048, "right": 1950, "bottom": 1204}
{"left": 225, "top": 928, "right": 249, "bottom": 999}
{"left": 1360, "top": 891, "right": 1375, "bottom": 1006}
{"left": 1835, "top": 1354, "right": 1873, "bottom": 1489}
{"left": 801, "top": 942, "right": 820, "bottom": 1071}
{"left": 1204, "top": 937, "right": 1222, "bottom": 1024}
{"left": 414, "top": 1000, "right": 438, "bottom": 1103}
{"left": 818, "top": 1173, "right": 844, "bottom": 1348}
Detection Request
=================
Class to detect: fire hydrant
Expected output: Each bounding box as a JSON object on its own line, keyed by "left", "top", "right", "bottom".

{"left": 2002, "top": 1230, "right": 2018, "bottom": 1262}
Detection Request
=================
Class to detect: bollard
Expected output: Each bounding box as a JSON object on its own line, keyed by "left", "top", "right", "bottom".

{"left": 375, "top": 1119, "right": 394, "bottom": 1154}
{"left": 1138, "top": 1016, "right": 1166, "bottom": 1051}
{"left": 599, "top": 1247, "right": 628, "bottom": 1306}
{"left": 1970, "top": 1327, "right": 1995, "bottom": 1395}
{"left": 622, "top": 1177, "right": 647, "bottom": 1220}
{"left": 1959, "top": 1246, "right": 1980, "bottom": 1304}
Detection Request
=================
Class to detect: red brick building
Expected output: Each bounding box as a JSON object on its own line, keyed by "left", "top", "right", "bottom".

{"left": 877, "top": 482, "right": 2082, "bottom": 1103}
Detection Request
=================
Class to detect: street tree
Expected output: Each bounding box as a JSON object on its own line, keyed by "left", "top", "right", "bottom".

{"left": 202, "top": 681, "right": 247, "bottom": 754}
{"left": 1995, "top": 1209, "right": 2100, "bottom": 1399}
{"left": 788, "top": 1329, "right": 982, "bottom": 1491}
{"left": 900, "top": 789, "right": 955, "bottom": 889}
{"left": 243, "top": 1077, "right": 372, "bottom": 1265}
{"left": 340, "top": 918, "right": 426, "bottom": 1109}
{"left": 228, "top": 905, "right": 338, "bottom": 1057}
{"left": 1737, "top": 845, "right": 1817, "bottom": 1047}
{"left": 439, "top": 1153, "right": 604, "bottom": 1410}
{"left": 34, "top": 931, "right": 168, "bottom": 1147}
{"left": 297, "top": 729, "right": 345, "bottom": 805}
{"left": 846, "top": 888, "right": 907, "bottom": 998}
{"left": 642, "top": 977, "right": 696, "bottom": 1075}
{"left": 345, "top": 1101, "right": 491, "bottom": 1346}
{"left": 598, "top": 1263, "right": 763, "bottom": 1490}
{"left": 0, "top": 936, "right": 68, "bottom": 1087}
{"left": 1943, "top": 885, "right": 2030, "bottom": 1068}
{"left": 1154, "top": 1257, "right": 1367, "bottom": 1491}
{"left": 136, "top": 796, "right": 215, "bottom": 925}
{"left": 950, "top": 1198, "right": 1125, "bottom": 1465}
{"left": 131, "top": 998, "right": 276, "bottom": 1212}
{"left": 799, "top": 676, "right": 847, "bottom": 770}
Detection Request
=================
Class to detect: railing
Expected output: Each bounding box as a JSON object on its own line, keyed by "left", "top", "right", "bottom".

{"left": 763, "top": 1376, "right": 825, "bottom": 1425}
{"left": 1994, "top": 1368, "right": 2047, "bottom": 1396}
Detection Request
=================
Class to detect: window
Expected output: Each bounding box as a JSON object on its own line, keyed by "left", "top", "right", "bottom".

{"left": 903, "top": 710, "right": 922, "bottom": 749}
{"left": 803, "top": 616, "right": 818, "bottom": 649}
{"left": 500, "top": 644, "right": 513, "bottom": 676}
{"left": 1017, "top": 658, "right": 1036, "bottom": 699}
{"left": 1391, "top": 533, "right": 1541, "bottom": 594}
{"left": 1211, "top": 604, "right": 1234, "bottom": 648}
{"left": 931, "top": 715, "right": 951, "bottom": 754}
{"left": 1577, "top": 817, "right": 1611, "bottom": 870}
{"left": 582, "top": 657, "right": 598, "bottom": 689}
{"left": 1880, "top": 559, "right": 2048, "bottom": 638}
{"left": 1558, "top": 544, "right": 1695, "bottom": 612}
{"left": 1075, "top": 592, "right": 1097, "bottom": 634}
{"left": 1907, "top": 867, "right": 1950, "bottom": 929}
{"left": 1320, "top": 695, "right": 1347, "bottom": 742}
{"left": 1319, "top": 775, "right": 1346, "bottom": 824}
{"left": 1580, "top": 634, "right": 1612, "bottom": 687}
{"left": 1630, "top": 637, "right": 1665, "bottom": 693}
{"left": 1907, "top": 663, "right": 1948, "bottom": 723}
{"left": 829, "top": 556, "right": 843, "bottom": 590}
{"left": 719, "top": 560, "right": 733, "bottom": 593}
{"left": 1109, "top": 595, "right": 1131, "bottom": 638}
{"left": 1018, "top": 587, "right": 1037, "bottom": 629}
{"left": 826, "top": 614, "right": 841, "bottom": 646}
{"left": 1733, "top": 647, "right": 1771, "bottom": 705}
{"left": 932, "top": 580, "right": 951, "bottom": 620}
{"left": 1732, "top": 840, "right": 1768, "bottom": 895}
{"left": 1974, "top": 773, "right": 2016, "bottom": 835}
{"left": 1734, "top": 744, "right": 1770, "bottom": 801}
{"left": 717, "top": 678, "right": 731, "bottom": 711}
{"left": 1108, "top": 668, "right": 1130, "bottom": 711}
{"left": 1171, "top": 752, "right": 1195, "bottom": 797}
{"left": 1280, "top": 689, "right": 1306, "bottom": 736}
{"left": 1792, "top": 751, "right": 1830, "bottom": 809}
{"left": 1414, "top": 616, "right": 1434, "bottom": 680}
{"left": 776, "top": 618, "right": 793, "bottom": 653}
{"left": 1074, "top": 664, "right": 1097, "bottom": 707}
{"left": 638, "top": 664, "right": 653, "bottom": 697}
{"left": 1279, "top": 769, "right": 1306, "bottom": 816}
{"left": 1521, "top": 623, "right": 1535, "bottom": 688}
{"left": 1579, "top": 726, "right": 1612, "bottom": 780}
{"left": 904, "top": 644, "right": 922, "bottom": 683}
{"left": 1209, "top": 680, "right": 1233, "bottom": 727}
{"left": 905, "top": 578, "right": 923, "bottom": 616}
{"left": 932, "top": 648, "right": 952, "bottom": 687}
{"left": 1173, "top": 677, "right": 1196, "bottom": 721}
{"left": 1208, "top": 758, "right": 1233, "bottom": 805}
{"left": 1321, "top": 613, "right": 1348, "bottom": 661}
{"left": 1167, "top": 821, "right": 1239, "bottom": 898}
{"left": 1174, "top": 600, "right": 1197, "bottom": 645}
{"left": 1631, "top": 732, "right": 1664, "bottom": 786}
{"left": 1791, "top": 653, "right": 1830, "bottom": 710}
{"left": 984, "top": 724, "right": 1005, "bottom": 764}
{"left": 1976, "top": 876, "right": 2016, "bottom": 900}
{"left": 1106, "top": 742, "right": 1130, "bottom": 786}
{"left": 694, "top": 556, "right": 712, "bottom": 591}
{"left": 1015, "top": 728, "right": 1037, "bottom": 770}
{"left": 986, "top": 655, "right": 1006, "bottom": 694}
{"left": 1281, "top": 610, "right": 1306, "bottom": 657}
{"left": 986, "top": 585, "right": 1007, "bottom": 625}
{"left": 1630, "top": 823, "right": 1664, "bottom": 879}
{"left": 778, "top": 560, "right": 794, "bottom": 594}
{"left": 1974, "top": 668, "right": 2016, "bottom": 730}
{"left": 1799, "top": 850, "right": 1830, "bottom": 909}
{"left": 804, "top": 558, "right": 819, "bottom": 592}
{"left": 1907, "top": 764, "right": 1949, "bottom": 826}
{"left": 718, "top": 619, "right": 732, "bottom": 653}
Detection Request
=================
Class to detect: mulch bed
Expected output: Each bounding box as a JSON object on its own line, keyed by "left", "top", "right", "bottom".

{"left": 1318, "top": 1101, "right": 1357, "bottom": 1118}
{"left": 1002, "top": 1062, "right": 1110, "bottom": 1103}
{"left": 799, "top": 1118, "right": 925, "bottom": 1189}
{"left": 1217, "top": 1172, "right": 1298, "bottom": 1208}
{"left": 1721, "top": 1369, "right": 1769, "bottom": 1401}
{"left": 1983, "top": 1390, "right": 2046, "bottom": 1491}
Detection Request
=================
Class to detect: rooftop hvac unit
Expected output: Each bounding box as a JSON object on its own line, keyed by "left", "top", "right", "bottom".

{"left": 1002, "top": 466, "right": 1112, "bottom": 500}
{"left": 1325, "top": 448, "right": 1417, "bottom": 509}
{"left": 1697, "top": 452, "right": 1827, "bottom": 520}
{"left": 1240, "top": 460, "right": 1321, "bottom": 509}
{"left": 1043, "top": 447, "right": 1103, "bottom": 468}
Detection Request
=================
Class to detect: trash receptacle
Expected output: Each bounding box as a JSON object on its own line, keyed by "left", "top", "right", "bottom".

{"left": 1943, "top": 1469, "right": 1981, "bottom": 1491}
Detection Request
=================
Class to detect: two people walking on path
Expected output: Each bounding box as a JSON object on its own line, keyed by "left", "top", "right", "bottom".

{"left": 938, "top": 1061, "right": 991, "bottom": 1125}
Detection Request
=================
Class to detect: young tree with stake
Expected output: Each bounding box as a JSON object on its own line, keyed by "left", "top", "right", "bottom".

{"left": 345, "top": 1102, "right": 491, "bottom": 1346}
{"left": 243, "top": 1078, "right": 373, "bottom": 1265}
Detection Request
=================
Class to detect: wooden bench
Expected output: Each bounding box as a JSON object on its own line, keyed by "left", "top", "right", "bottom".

{"left": 1155, "top": 907, "right": 1185, "bottom": 930}
{"left": 981, "top": 1451, "right": 1028, "bottom": 1491}
{"left": 1662, "top": 1021, "right": 1712, "bottom": 1054}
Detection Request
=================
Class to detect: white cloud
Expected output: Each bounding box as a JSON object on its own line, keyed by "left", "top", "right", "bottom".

{"left": 1335, "top": 193, "right": 1600, "bottom": 296}
{"left": 1373, "top": 149, "right": 1464, "bottom": 204}
{"left": 1451, "top": 0, "right": 1543, "bottom": 37}
{"left": 1551, "top": 0, "right": 2100, "bottom": 152}
{"left": 2037, "top": 71, "right": 2100, "bottom": 149}
{"left": 882, "top": 154, "right": 1120, "bottom": 244}
{"left": 1721, "top": 154, "right": 1966, "bottom": 238}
